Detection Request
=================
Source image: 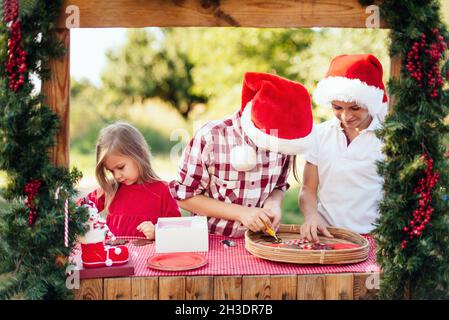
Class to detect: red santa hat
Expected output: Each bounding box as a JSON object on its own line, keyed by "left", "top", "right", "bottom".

{"left": 313, "top": 54, "right": 388, "bottom": 120}
{"left": 239, "top": 72, "right": 314, "bottom": 156}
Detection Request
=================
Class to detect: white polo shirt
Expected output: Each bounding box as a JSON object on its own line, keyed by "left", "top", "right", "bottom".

{"left": 304, "top": 117, "right": 384, "bottom": 234}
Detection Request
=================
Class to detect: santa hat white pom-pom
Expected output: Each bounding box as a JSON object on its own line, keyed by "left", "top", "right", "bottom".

{"left": 114, "top": 247, "right": 122, "bottom": 255}
{"left": 230, "top": 145, "right": 257, "bottom": 171}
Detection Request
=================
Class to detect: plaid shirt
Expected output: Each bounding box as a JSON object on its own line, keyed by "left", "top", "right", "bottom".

{"left": 169, "top": 111, "right": 292, "bottom": 238}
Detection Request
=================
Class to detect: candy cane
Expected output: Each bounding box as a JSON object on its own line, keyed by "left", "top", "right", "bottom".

{"left": 64, "top": 198, "right": 69, "bottom": 247}
{"left": 55, "top": 186, "right": 69, "bottom": 247}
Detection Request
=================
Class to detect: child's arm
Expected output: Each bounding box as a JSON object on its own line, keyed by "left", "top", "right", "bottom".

{"left": 298, "top": 162, "right": 333, "bottom": 242}
{"left": 178, "top": 196, "right": 273, "bottom": 233}
{"left": 261, "top": 156, "right": 292, "bottom": 230}
{"left": 262, "top": 189, "right": 286, "bottom": 231}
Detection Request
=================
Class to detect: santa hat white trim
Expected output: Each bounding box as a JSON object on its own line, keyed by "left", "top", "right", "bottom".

{"left": 313, "top": 76, "right": 388, "bottom": 121}
{"left": 240, "top": 101, "right": 313, "bottom": 155}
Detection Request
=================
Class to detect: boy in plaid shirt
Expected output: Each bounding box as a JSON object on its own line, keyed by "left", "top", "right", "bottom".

{"left": 169, "top": 72, "right": 314, "bottom": 238}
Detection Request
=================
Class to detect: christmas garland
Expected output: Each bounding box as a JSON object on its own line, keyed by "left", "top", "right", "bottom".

{"left": 360, "top": 0, "right": 449, "bottom": 299}
{"left": 0, "top": 0, "right": 88, "bottom": 299}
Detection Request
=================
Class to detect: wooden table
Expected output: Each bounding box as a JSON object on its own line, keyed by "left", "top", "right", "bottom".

{"left": 74, "top": 272, "right": 379, "bottom": 300}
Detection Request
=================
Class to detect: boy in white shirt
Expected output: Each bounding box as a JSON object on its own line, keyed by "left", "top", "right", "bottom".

{"left": 299, "top": 54, "right": 388, "bottom": 241}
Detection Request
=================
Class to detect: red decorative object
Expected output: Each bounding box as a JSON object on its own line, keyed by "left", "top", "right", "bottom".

{"left": 3, "top": 0, "right": 27, "bottom": 92}
{"left": 405, "top": 29, "right": 447, "bottom": 99}
{"left": 71, "top": 254, "right": 134, "bottom": 279}
{"left": 147, "top": 253, "right": 207, "bottom": 271}
{"left": 401, "top": 152, "right": 439, "bottom": 250}
{"left": 24, "top": 179, "right": 42, "bottom": 226}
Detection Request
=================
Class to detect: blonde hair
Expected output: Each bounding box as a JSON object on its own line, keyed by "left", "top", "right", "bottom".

{"left": 95, "top": 121, "right": 160, "bottom": 209}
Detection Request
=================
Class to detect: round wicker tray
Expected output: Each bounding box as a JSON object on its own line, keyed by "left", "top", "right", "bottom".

{"left": 245, "top": 224, "right": 370, "bottom": 265}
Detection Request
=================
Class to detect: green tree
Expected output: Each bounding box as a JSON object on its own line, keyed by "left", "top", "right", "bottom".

{"left": 101, "top": 29, "right": 208, "bottom": 119}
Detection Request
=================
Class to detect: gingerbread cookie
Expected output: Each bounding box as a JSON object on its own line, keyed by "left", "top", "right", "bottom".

{"left": 105, "top": 239, "right": 128, "bottom": 246}
{"left": 132, "top": 239, "right": 153, "bottom": 246}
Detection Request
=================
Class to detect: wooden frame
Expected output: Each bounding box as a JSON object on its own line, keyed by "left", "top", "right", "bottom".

{"left": 46, "top": 1, "right": 394, "bottom": 299}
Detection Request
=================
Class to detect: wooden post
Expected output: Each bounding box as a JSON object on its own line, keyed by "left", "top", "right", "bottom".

{"left": 42, "top": 29, "right": 70, "bottom": 167}
{"left": 389, "top": 54, "right": 403, "bottom": 113}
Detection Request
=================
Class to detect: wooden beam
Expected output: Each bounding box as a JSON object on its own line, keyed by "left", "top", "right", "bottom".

{"left": 42, "top": 29, "right": 70, "bottom": 168}
{"left": 58, "top": 0, "right": 387, "bottom": 28}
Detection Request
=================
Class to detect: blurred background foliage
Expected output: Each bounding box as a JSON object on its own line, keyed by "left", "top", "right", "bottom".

{"left": 66, "top": 27, "right": 394, "bottom": 224}
{"left": 0, "top": 26, "right": 403, "bottom": 223}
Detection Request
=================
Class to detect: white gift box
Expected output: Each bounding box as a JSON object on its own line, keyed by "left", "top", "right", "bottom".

{"left": 155, "top": 216, "right": 209, "bottom": 253}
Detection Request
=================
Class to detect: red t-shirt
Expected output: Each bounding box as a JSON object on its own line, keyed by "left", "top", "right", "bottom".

{"left": 80, "top": 181, "right": 181, "bottom": 237}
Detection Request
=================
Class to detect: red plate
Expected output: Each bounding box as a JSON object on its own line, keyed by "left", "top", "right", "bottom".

{"left": 147, "top": 253, "right": 207, "bottom": 271}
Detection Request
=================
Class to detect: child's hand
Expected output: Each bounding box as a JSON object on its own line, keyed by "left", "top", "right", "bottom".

{"left": 239, "top": 207, "right": 274, "bottom": 233}
{"left": 300, "top": 214, "right": 333, "bottom": 243}
{"left": 262, "top": 203, "right": 282, "bottom": 232}
{"left": 137, "top": 221, "right": 155, "bottom": 240}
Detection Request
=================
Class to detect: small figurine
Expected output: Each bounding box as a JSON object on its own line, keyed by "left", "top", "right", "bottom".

{"left": 78, "top": 202, "right": 129, "bottom": 268}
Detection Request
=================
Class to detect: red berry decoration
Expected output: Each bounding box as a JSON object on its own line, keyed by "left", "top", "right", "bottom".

{"left": 405, "top": 29, "right": 447, "bottom": 99}
{"left": 3, "top": 0, "right": 27, "bottom": 93}
{"left": 24, "top": 179, "right": 42, "bottom": 226}
{"left": 402, "top": 152, "right": 439, "bottom": 250}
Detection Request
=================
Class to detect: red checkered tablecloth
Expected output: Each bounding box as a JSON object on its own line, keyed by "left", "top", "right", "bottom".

{"left": 73, "top": 234, "right": 380, "bottom": 276}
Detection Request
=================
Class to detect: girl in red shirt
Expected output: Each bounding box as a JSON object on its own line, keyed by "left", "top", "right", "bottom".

{"left": 78, "top": 121, "right": 181, "bottom": 238}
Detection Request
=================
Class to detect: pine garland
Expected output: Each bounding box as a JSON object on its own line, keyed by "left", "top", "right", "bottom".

{"left": 364, "top": 0, "right": 449, "bottom": 299}
{"left": 0, "top": 0, "right": 88, "bottom": 299}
